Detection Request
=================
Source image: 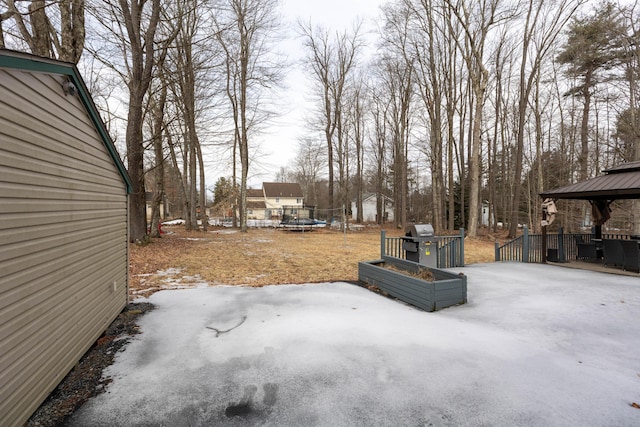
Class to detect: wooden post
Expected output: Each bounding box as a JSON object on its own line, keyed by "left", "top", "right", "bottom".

{"left": 459, "top": 228, "right": 465, "bottom": 266}
{"left": 558, "top": 226, "right": 565, "bottom": 262}
{"left": 523, "top": 226, "right": 530, "bottom": 263}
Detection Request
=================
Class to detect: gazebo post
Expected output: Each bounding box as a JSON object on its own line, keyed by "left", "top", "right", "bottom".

{"left": 594, "top": 225, "right": 602, "bottom": 240}
{"left": 542, "top": 224, "right": 547, "bottom": 264}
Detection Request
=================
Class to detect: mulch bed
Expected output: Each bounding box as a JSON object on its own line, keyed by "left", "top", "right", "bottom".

{"left": 26, "top": 302, "right": 155, "bottom": 427}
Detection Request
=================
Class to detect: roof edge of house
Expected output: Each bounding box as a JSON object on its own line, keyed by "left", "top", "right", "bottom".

{"left": 0, "top": 49, "right": 133, "bottom": 193}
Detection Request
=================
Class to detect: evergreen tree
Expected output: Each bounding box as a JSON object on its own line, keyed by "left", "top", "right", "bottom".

{"left": 557, "top": 2, "right": 627, "bottom": 180}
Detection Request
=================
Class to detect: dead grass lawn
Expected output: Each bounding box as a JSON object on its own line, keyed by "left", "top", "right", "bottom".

{"left": 129, "top": 226, "right": 496, "bottom": 298}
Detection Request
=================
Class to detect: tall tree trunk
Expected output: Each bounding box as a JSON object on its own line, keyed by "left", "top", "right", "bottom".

{"left": 126, "top": 82, "right": 148, "bottom": 242}
{"left": 467, "top": 78, "right": 486, "bottom": 237}
{"left": 189, "top": 140, "right": 198, "bottom": 230}
{"left": 119, "top": 0, "right": 161, "bottom": 242}
{"left": 197, "top": 141, "right": 207, "bottom": 231}
{"left": 149, "top": 83, "right": 167, "bottom": 238}
{"left": 579, "top": 71, "right": 593, "bottom": 181}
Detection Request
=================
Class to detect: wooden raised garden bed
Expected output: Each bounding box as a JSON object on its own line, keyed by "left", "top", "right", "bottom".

{"left": 358, "top": 255, "right": 467, "bottom": 312}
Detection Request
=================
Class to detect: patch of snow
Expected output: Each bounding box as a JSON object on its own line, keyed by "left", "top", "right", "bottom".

{"left": 209, "top": 229, "right": 238, "bottom": 235}
{"left": 70, "top": 263, "right": 640, "bottom": 426}
{"left": 162, "top": 219, "right": 185, "bottom": 226}
{"left": 155, "top": 267, "right": 184, "bottom": 276}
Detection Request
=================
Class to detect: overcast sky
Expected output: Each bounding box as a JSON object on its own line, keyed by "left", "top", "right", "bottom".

{"left": 234, "top": 0, "right": 387, "bottom": 187}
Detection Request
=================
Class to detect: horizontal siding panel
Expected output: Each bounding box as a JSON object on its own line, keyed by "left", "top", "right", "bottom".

{"left": 0, "top": 210, "right": 127, "bottom": 232}
{"left": 0, "top": 175, "right": 122, "bottom": 200}
{"left": 0, "top": 108, "right": 115, "bottom": 175}
{"left": 0, "top": 110, "right": 106, "bottom": 168}
{"left": 0, "top": 210, "right": 126, "bottom": 244}
{"left": 0, "top": 62, "right": 129, "bottom": 427}
{"left": 0, "top": 120, "right": 116, "bottom": 176}
{"left": 0, "top": 247, "right": 126, "bottom": 355}
{"left": 0, "top": 240, "right": 127, "bottom": 401}
{"left": 0, "top": 151, "right": 123, "bottom": 192}
{"left": 0, "top": 198, "right": 126, "bottom": 214}
{"left": 3, "top": 293, "right": 126, "bottom": 425}
{"left": 4, "top": 69, "right": 85, "bottom": 120}
{"left": 2, "top": 70, "right": 106, "bottom": 151}
{"left": 1, "top": 281, "right": 126, "bottom": 424}
{"left": 0, "top": 182, "right": 125, "bottom": 200}
{"left": 0, "top": 134, "right": 122, "bottom": 185}
{"left": 0, "top": 242, "right": 127, "bottom": 331}
{"left": 0, "top": 221, "right": 126, "bottom": 288}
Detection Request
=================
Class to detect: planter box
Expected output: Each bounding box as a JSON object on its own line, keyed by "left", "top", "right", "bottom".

{"left": 358, "top": 256, "right": 467, "bottom": 312}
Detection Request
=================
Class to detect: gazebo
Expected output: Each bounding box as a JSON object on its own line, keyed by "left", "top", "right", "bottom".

{"left": 539, "top": 161, "right": 640, "bottom": 265}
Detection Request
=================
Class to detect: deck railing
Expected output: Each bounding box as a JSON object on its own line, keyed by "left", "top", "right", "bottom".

{"left": 495, "top": 226, "right": 632, "bottom": 263}
{"left": 380, "top": 228, "right": 465, "bottom": 268}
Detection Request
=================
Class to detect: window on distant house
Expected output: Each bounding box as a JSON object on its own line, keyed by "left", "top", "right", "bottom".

{"left": 297, "top": 198, "right": 301, "bottom": 204}
{"left": 276, "top": 197, "right": 280, "bottom": 203}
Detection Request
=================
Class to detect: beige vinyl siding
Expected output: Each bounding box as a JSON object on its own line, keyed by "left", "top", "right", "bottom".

{"left": 265, "top": 196, "right": 301, "bottom": 209}
{"left": 0, "top": 67, "right": 128, "bottom": 426}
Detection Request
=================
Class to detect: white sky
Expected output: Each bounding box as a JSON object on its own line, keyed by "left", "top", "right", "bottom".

{"left": 225, "top": 0, "right": 387, "bottom": 188}
{"left": 68, "top": 262, "right": 640, "bottom": 425}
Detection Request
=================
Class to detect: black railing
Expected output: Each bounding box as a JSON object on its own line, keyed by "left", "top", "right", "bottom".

{"left": 380, "top": 229, "right": 465, "bottom": 268}
{"left": 495, "top": 227, "right": 632, "bottom": 263}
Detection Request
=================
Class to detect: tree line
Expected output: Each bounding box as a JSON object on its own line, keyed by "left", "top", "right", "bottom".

{"left": 2, "top": 0, "right": 639, "bottom": 240}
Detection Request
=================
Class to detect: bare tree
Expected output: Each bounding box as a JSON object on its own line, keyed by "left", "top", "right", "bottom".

{"left": 2, "top": 0, "right": 85, "bottom": 63}
{"left": 369, "top": 82, "right": 391, "bottom": 225}
{"left": 402, "top": 0, "right": 448, "bottom": 231}
{"left": 346, "top": 73, "right": 367, "bottom": 223}
{"left": 377, "top": 51, "right": 414, "bottom": 230}
{"left": 99, "top": 0, "right": 162, "bottom": 242}
{"left": 292, "top": 138, "right": 326, "bottom": 207}
{"left": 377, "top": 3, "right": 417, "bottom": 230}
{"left": 148, "top": 74, "right": 168, "bottom": 238}
{"left": 168, "top": 0, "right": 209, "bottom": 231}
{"left": 300, "top": 21, "right": 363, "bottom": 217}
{"left": 213, "top": 0, "right": 283, "bottom": 232}
{"left": 507, "top": 0, "right": 584, "bottom": 238}
{"left": 446, "top": 0, "right": 507, "bottom": 237}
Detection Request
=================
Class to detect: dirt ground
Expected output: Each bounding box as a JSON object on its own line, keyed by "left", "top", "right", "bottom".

{"left": 129, "top": 225, "right": 497, "bottom": 298}
{"left": 27, "top": 225, "right": 497, "bottom": 425}
{"left": 26, "top": 303, "right": 155, "bottom": 427}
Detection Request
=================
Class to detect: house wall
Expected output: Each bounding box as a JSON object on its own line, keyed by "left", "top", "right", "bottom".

{"left": 246, "top": 195, "right": 266, "bottom": 220}
{"left": 352, "top": 197, "right": 394, "bottom": 223}
{"left": 247, "top": 208, "right": 266, "bottom": 220}
{"left": 146, "top": 201, "right": 165, "bottom": 221}
{"left": 265, "top": 197, "right": 301, "bottom": 210}
{"left": 0, "top": 66, "right": 128, "bottom": 426}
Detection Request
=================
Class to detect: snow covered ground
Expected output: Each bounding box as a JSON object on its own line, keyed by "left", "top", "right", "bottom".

{"left": 68, "top": 263, "right": 640, "bottom": 426}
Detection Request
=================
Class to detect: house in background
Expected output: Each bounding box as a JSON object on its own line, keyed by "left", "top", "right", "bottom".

{"left": 145, "top": 191, "right": 170, "bottom": 221}
{"left": 261, "top": 182, "right": 304, "bottom": 220}
{"left": 246, "top": 188, "right": 267, "bottom": 220}
{"left": 0, "top": 50, "right": 131, "bottom": 426}
{"left": 352, "top": 194, "right": 395, "bottom": 223}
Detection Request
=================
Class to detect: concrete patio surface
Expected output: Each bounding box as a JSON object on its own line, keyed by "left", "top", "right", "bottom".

{"left": 68, "top": 263, "right": 640, "bottom": 426}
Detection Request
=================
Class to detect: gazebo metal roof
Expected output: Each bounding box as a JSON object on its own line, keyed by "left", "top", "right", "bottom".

{"left": 540, "top": 161, "right": 640, "bottom": 201}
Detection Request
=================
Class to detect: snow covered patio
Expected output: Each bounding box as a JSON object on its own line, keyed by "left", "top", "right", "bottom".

{"left": 68, "top": 263, "right": 640, "bottom": 426}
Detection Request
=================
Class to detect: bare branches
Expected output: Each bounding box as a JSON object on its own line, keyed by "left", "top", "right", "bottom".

{"left": 2, "top": 0, "right": 85, "bottom": 62}
{"left": 299, "top": 19, "right": 363, "bottom": 213}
